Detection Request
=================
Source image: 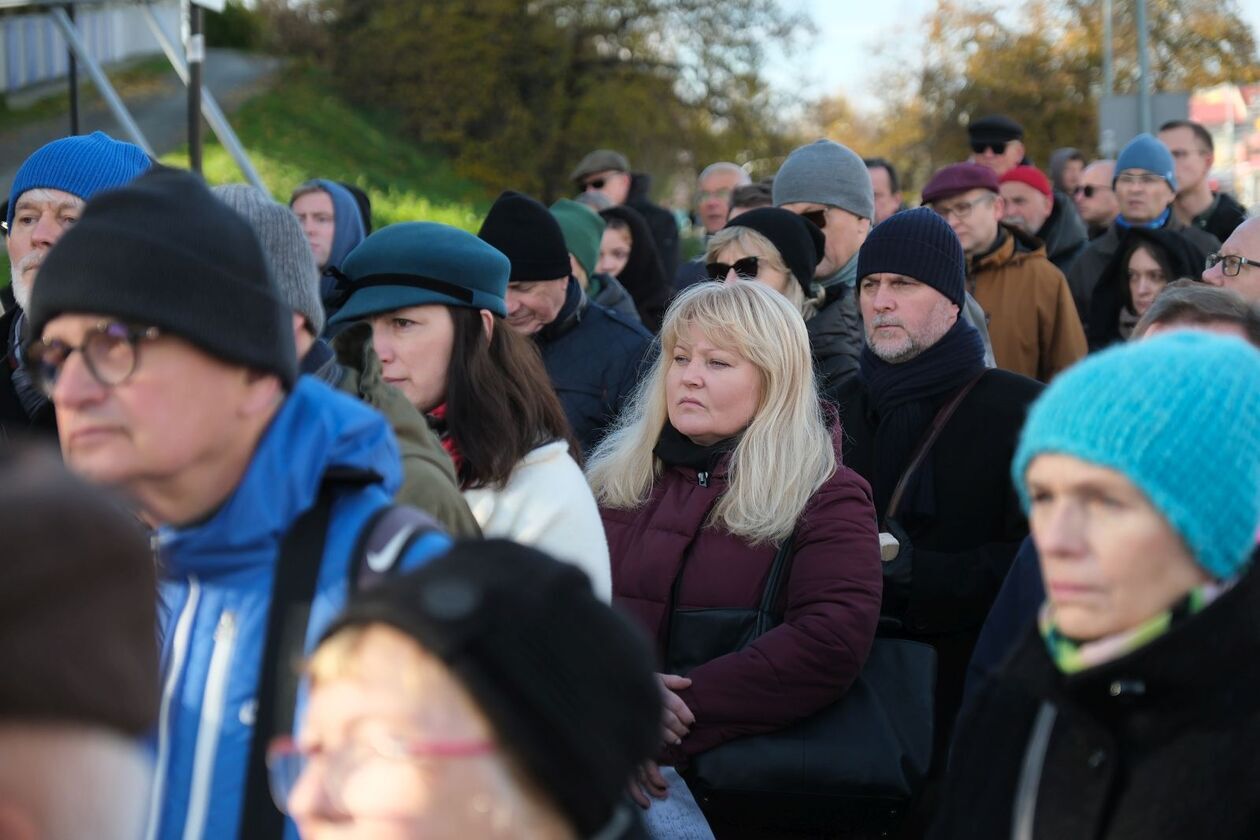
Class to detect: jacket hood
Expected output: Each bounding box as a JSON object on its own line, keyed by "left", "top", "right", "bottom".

{"left": 158, "top": 377, "right": 402, "bottom": 576}
{"left": 315, "top": 179, "right": 367, "bottom": 270}
{"left": 1037, "top": 191, "right": 1088, "bottom": 261}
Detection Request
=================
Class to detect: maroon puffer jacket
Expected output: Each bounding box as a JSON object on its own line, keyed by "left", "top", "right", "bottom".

{"left": 603, "top": 427, "right": 883, "bottom": 760}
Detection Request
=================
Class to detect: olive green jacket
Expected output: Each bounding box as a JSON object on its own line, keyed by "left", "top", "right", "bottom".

{"left": 332, "top": 324, "right": 481, "bottom": 538}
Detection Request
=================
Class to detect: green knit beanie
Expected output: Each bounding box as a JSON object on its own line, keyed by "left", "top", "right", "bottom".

{"left": 550, "top": 198, "right": 606, "bottom": 278}
{"left": 1012, "top": 332, "right": 1260, "bottom": 580}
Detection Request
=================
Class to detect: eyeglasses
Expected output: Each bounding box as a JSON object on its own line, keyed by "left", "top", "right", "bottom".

{"left": 1114, "top": 172, "right": 1166, "bottom": 187}
{"left": 1205, "top": 253, "right": 1260, "bottom": 277}
{"left": 970, "top": 141, "right": 1007, "bottom": 155}
{"left": 27, "top": 321, "right": 161, "bottom": 398}
{"left": 707, "top": 256, "right": 760, "bottom": 281}
{"left": 267, "top": 734, "right": 495, "bottom": 816}
{"left": 698, "top": 188, "right": 733, "bottom": 202}
{"left": 1074, "top": 184, "right": 1112, "bottom": 198}
{"left": 931, "top": 194, "right": 995, "bottom": 221}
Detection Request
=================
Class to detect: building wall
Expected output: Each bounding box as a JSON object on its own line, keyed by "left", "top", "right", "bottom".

{"left": 0, "top": 3, "right": 179, "bottom": 95}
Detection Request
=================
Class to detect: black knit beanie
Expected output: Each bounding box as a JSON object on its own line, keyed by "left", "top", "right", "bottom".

{"left": 856, "top": 207, "right": 966, "bottom": 307}
{"left": 327, "top": 540, "right": 660, "bottom": 836}
{"left": 477, "top": 190, "right": 573, "bottom": 283}
{"left": 29, "top": 167, "right": 297, "bottom": 387}
{"left": 723, "top": 206, "right": 825, "bottom": 295}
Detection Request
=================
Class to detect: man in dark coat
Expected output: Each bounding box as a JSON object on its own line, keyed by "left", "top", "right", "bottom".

{"left": 999, "top": 165, "right": 1088, "bottom": 275}
{"left": 1, "top": 132, "right": 152, "bottom": 442}
{"left": 478, "top": 191, "right": 650, "bottom": 454}
{"left": 571, "top": 149, "right": 680, "bottom": 276}
{"left": 1066, "top": 133, "right": 1220, "bottom": 326}
{"left": 1160, "top": 119, "right": 1249, "bottom": 242}
{"left": 826, "top": 208, "right": 1042, "bottom": 766}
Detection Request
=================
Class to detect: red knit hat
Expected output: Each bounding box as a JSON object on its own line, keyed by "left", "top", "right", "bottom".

{"left": 999, "top": 165, "right": 1053, "bottom": 199}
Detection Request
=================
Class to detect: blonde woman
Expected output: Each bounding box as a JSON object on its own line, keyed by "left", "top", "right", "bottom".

{"left": 587, "top": 281, "right": 882, "bottom": 825}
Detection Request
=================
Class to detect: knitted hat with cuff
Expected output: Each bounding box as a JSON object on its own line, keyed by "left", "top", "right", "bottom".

{"left": 772, "top": 139, "right": 875, "bottom": 221}
{"left": 1114, "top": 132, "right": 1178, "bottom": 192}
{"left": 7, "top": 131, "right": 152, "bottom": 230}
{"left": 1012, "top": 331, "right": 1260, "bottom": 579}
{"left": 856, "top": 207, "right": 967, "bottom": 308}
{"left": 478, "top": 191, "right": 572, "bottom": 284}
{"left": 29, "top": 167, "right": 297, "bottom": 388}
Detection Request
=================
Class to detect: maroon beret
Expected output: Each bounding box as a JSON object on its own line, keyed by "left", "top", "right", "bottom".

{"left": 921, "top": 162, "right": 1000, "bottom": 204}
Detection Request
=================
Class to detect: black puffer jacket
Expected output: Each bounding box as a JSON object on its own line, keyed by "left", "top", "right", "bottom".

{"left": 1036, "top": 191, "right": 1088, "bottom": 275}
{"left": 626, "top": 173, "right": 680, "bottom": 278}
{"left": 806, "top": 284, "right": 862, "bottom": 392}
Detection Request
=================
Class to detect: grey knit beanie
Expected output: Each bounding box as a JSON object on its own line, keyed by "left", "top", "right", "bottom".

{"left": 772, "top": 139, "right": 875, "bottom": 221}
{"left": 213, "top": 184, "right": 325, "bottom": 336}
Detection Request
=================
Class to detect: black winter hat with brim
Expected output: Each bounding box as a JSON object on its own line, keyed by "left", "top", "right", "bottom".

{"left": 29, "top": 167, "right": 296, "bottom": 387}
{"left": 477, "top": 190, "right": 573, "bottom": 283}
{"left": 723, "top": 206, "right": 825, "bottom": 296}
{"left": 326, "top": 540, "right": 660, "bottom": 837}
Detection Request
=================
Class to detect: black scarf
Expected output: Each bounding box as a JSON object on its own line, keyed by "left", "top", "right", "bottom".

{"left": 653, "top": 420, "right": 737, "bottom": 476}
{"left": 858, "top": 317, "right": 986, "bottom": 520}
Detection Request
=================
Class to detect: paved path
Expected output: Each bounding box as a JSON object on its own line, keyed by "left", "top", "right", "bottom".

{"left": 1, "top": 48, "right": 280, "bottom": 198}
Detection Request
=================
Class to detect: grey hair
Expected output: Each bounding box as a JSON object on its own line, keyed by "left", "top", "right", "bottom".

{"left": 698, "top": 162, "right": 752, "bottom": 186}
{"left": 1134, "top": 279, "right": 1260, "bottom": 347}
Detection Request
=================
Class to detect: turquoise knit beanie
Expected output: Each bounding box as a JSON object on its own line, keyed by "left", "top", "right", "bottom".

{"left": 1012, "top": 332, "right": 1260, "bottom": 579}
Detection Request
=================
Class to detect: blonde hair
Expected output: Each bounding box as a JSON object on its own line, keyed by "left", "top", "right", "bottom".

{"left": 705, "top": 226, "right": 826, "bottom": 319}
{"left": 586, "top": 282, "right": 835, "bottom": 544}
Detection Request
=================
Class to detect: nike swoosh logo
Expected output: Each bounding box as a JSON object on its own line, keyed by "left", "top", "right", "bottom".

{"left": 365, "top": 524, "right": 417, "bottom": 573}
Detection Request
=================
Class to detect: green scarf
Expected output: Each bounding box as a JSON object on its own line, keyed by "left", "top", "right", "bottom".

{"left": 1040, "top": 578, "right": 1234, "bottom": 675}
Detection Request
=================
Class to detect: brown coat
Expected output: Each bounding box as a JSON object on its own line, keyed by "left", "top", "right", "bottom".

{"left": 969, "top": 225, "right": 1087, "bottom": 382}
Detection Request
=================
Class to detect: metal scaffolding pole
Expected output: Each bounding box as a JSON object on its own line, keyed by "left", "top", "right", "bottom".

{"left": 48, "top": 6, "right": 155, "bottom": 155}
{"left": 65, "top": 4, "right": 79, "bottom": 134}
{"left": 140, "top": 3, "right": 266, "bottom": 190}
{"left": 1137, "top": 0, "right": 1152, "bottom": 134}
{"left": 187, "top": 0, "right": 203, "bottom": 173}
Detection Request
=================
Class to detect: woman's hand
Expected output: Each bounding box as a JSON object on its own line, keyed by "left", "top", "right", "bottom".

{"left": 657, "top": 672, "right": 695, "bottom": 745}
{"left": 628, "top": 759, "right": 671, "bottom": 808}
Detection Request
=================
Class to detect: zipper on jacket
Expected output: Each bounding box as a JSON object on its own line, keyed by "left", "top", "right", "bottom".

{"left": 144, "top": 577, "right": 202, "bottom": 840}
{"left": 1011, "top": 702, "right": 1058, "bottom": 840}
{"left": 697, "top": 471, "right": 710, "bottom": 487}
{"left": 182, "top": 610, "right": 238, "bottom": 840}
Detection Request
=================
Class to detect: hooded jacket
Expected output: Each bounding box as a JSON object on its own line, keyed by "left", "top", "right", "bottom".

{"left": 305, "top": 180, "right": 366, "bottom": 325}
{"left": 536, "top": 278, "right": 652, "bottom": 454}
{"left": 1066, "top": 213, "right": 1219, "bottom": 328}
{"left": 1036, "top": 191, "right": 1088, "bottom": 275}
{"left": 600, "top": 204, "right": 674, "bottom": 332}
{"left": 145, "top": 378, "right": 451, "bottom": 840}
{"left": 969, "top": 224, "right": 1087, "bottom": 382}
{"left": 626, "top": 172, "right": 681, "bottom": 278}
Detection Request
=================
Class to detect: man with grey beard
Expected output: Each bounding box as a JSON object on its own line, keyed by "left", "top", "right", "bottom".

{"left": 1, "top": 133, "right": 151, "bottom": 439}
{"left": 824, "top": 208, "right": 1041, "bottom": 795}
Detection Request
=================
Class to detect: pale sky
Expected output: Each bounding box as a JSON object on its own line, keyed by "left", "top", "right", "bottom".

{"left": 768, "top": 0, "right": 1260, "bottom": 112}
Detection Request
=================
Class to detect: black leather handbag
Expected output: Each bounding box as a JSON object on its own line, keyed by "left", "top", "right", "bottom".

{"left": 664, "top": 530, "right": 937, "bottom": 807}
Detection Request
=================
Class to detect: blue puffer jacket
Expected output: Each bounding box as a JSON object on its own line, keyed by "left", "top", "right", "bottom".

{"left": 144, "top": 378, "right": 451, "bottom": 840}
{"left": 536, "top": 278, "right": 652, "bottom": 454}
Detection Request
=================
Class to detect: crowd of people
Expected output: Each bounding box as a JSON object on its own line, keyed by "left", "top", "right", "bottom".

{"left": 0, "top": 110, "right": 1258, "bottom": 840}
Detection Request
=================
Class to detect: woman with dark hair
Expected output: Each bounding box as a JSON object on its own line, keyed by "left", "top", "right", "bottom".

{"left": 329, "top": 222, "right": 611, "bottom": 599}
{"left": 598, "top": 205, "right": 674, "bottom": 332}
{"left": 1086, "top": 227, "right": 1206, "bottom": 350}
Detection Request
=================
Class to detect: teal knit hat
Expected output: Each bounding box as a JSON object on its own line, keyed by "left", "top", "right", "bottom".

{"left": 1012, "top": 332, "right": 1260, "bottom": 579}
{"left": 330, "top": 222, "right": 511, "bottom": 323}
{"left": 550, "top": 198, "right": 606, "bottom": 278}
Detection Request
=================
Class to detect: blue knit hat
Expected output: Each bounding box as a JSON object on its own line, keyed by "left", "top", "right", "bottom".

{"left": 329, "top": 222, "right": 511, "bottom": 324}
{"left": 1114, "top": 132, "right": 1177, "bottom": 192}
{"left": 856, "top": 207, "right": 966, "bottom": 307}
{"left": 1012, "top": 332, "right": 1260, "bottom": 579}
{"left": 7, "top": 132, "right": 151, "bottom": 229}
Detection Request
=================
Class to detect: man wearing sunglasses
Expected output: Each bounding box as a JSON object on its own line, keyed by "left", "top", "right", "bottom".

{"left": 1203, "top": 218, "right": 1260, "bottom": 303}
{"left": 570, "top": 148, "right": 680, "bottom": 276}
{"left": 27, "top": 168, "right": 452, "bottom": 840}
{"left": 1065, "top": 133, "right": 1220, "bottom": 326}
{"left": 1073, "top": 160, "right": 1120, "bottom": 240}
{"left": 967, "top": 115, "right": 1027, "bottom": 177}
{"left": 0, "top": 132, "right": 151, "bottom": 442}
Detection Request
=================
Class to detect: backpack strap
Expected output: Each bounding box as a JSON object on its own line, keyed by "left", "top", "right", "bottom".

{"left": 238, "top": 481, "right": 340, "bottom": 840}
{"left": 350, "top": 503, "right": 444, "bottom": 593}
